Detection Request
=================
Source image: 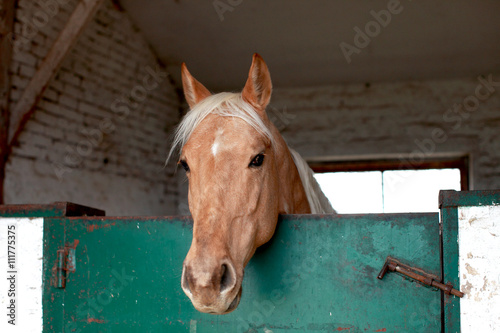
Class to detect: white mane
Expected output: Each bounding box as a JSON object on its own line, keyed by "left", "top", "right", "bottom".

{"left": 168, "top": 92, "right": 335, "bottom": 214}
{"left": 289, "top": 149, "right": 336, "bottom": 214}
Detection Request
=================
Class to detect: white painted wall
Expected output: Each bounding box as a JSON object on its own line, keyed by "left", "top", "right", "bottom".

{"left": 0, "top": 218, "right": 44, "bottom": 332}
{"left": 459, "top": 205, "right": 500, "bottom": 332}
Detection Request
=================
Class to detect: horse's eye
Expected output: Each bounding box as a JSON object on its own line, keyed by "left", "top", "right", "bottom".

{"left": 179, "top": 160, "right": 190, "bottom": 172}
{"left": 249, "top": 154, "right": 265, "bottom": 168}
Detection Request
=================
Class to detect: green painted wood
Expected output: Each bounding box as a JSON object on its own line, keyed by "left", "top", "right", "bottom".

{"left": 439, "top": 189, "right": 500, "bottom": 208}
{"left": 43, "top": 216, "right": 67, "bottom": 332}
{"left": 440, "top": 205, "right": 460, "bottom": 333}
{"left": 0, "top": 202, "right": 105, "bottom": 217}
{"left": 43, "top": 213, "right": 441, "bottom": 332}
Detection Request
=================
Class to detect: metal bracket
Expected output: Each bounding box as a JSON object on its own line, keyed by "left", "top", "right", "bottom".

{"left": 377, "top": 256, "right": 464, "bottom": 298}
{"left": 54, "top": 241, "right": 79, "bottom": 289}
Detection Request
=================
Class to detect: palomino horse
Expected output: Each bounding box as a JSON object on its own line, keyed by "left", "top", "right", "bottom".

{"left": 169, "top": 54, "right": 334, "bottom": 314}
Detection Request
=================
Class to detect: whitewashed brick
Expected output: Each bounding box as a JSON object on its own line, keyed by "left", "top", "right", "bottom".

{"left": 6, "top": 0, "right": 180, "bottom": 215}
{"left": 42, "top": 88, "right": 59, "bottom": 102}
{"left": 15, "top": 51, "right": 37, "bottom": 67}
{"left": 59, "top": 95, "right": 78, "bottom": 109}
{"left": 58, "top": 70, "right": 81, "bottom": 86}
{"left": 9, "top": 88, "right": 22, "bottom": 103}
{"left": 11, "top": 75, "right": 30, "bottom": 89}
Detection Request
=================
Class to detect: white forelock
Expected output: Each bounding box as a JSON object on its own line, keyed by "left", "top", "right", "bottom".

{"left": 167, "top": 92, "right": 274, "bottom": 163}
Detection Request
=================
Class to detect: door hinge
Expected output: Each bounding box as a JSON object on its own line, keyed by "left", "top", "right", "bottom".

{"left": 53, "top": 240, "right": 79, "bottom": 289}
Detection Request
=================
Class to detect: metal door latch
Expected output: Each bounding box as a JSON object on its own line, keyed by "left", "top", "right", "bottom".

{"left": 377, "top": 256, "right": 464, "bottom": 298}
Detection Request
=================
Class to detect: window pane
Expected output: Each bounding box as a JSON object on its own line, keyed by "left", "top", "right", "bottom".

{"left": 314, "top": 171, "right": 383, "bottom": 214}
{"left": 382, "top": 169, "right": 461, "bottom": 213}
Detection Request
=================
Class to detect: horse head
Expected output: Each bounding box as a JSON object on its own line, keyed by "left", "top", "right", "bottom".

{"left": 171, "top": 54, "right": 329, "bottom": 314}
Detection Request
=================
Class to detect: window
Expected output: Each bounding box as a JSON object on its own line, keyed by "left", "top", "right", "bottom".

{"left": 310, "top": 156, "right": 468, "bottom": 214}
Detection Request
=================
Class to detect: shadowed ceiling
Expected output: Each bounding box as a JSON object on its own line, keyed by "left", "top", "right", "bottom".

{"left": 119, "top": 0, "right": 500, "bottom": 91}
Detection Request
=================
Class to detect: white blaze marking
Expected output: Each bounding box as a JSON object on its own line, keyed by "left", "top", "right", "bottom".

{"left": 211, "top": 141, "right": 220, "bottom": 156}
{"left": 211, "top": 129, "right": 224, "bottom": 157}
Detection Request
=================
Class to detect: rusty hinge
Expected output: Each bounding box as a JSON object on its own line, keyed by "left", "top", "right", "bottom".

{"left": 377, "top": 256, "right": 464, "bottom": 298}
{"left": 53, "top": 240, "right": 79, "bottom": 289}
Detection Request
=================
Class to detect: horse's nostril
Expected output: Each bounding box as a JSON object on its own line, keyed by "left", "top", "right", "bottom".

{"left": 182, "top": 266, "right": 191, "bottom": 294}
{"left": 220, "top": 263, "right": 233, "bottom": 292}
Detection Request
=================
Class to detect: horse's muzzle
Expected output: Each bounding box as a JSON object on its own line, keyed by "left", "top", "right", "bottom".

{"left": 181, "top": 257, "right": 242, "bottom": 314}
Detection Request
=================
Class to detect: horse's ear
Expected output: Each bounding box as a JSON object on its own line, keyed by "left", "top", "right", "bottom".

{"left": 242, "top": 53, "right": 272, "bottom": 113}
{"left": 181, "top": 63, "right": 211, "bottom": 109}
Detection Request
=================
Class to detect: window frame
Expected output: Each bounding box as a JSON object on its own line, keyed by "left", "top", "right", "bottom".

{"left": 308, "top": 155, "right": 469, "bottom": 191}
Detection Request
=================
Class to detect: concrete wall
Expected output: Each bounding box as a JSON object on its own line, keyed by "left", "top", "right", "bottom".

{"left": 5, "top": 0, "right": 181, "bottom": 216}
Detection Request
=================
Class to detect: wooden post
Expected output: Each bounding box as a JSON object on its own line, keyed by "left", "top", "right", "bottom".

{"left": 8, "top": 0, "right": 105, "bottom": 147}
{"left": 0, "top": 0, "right": 15, "bottom": 203}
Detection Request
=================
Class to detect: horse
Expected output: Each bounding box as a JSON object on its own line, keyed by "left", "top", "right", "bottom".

{"left": 169, "top": 54, "right": 335, "bottom": 314}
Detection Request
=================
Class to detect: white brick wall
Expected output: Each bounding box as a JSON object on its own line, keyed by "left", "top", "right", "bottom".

{"left": 5, "top": 1, "right": 499, "bottom": 216}
{"left": 5, "top": 0, "right": 182, "bottom": 216}
{"left": 270, "top": 76, "right": 500, "bottom": 190}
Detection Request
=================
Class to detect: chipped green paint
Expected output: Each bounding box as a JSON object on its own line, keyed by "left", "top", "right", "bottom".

{"left": 440, "top": 189, "right": 500, "bottom": 208}
{"left": 42, "top": 213, "right": 441, "bottom": 332}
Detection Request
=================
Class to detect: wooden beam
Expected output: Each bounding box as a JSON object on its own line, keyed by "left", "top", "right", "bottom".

{"left": 8, "top": 0, "right": 105, "bottom": 146}
{"left": 0, "top": 0, "right": 16, "bottom": 203}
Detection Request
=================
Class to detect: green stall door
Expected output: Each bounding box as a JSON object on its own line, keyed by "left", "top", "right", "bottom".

{"left": 43, "top": 213, "right": 441, "bottom": 332}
